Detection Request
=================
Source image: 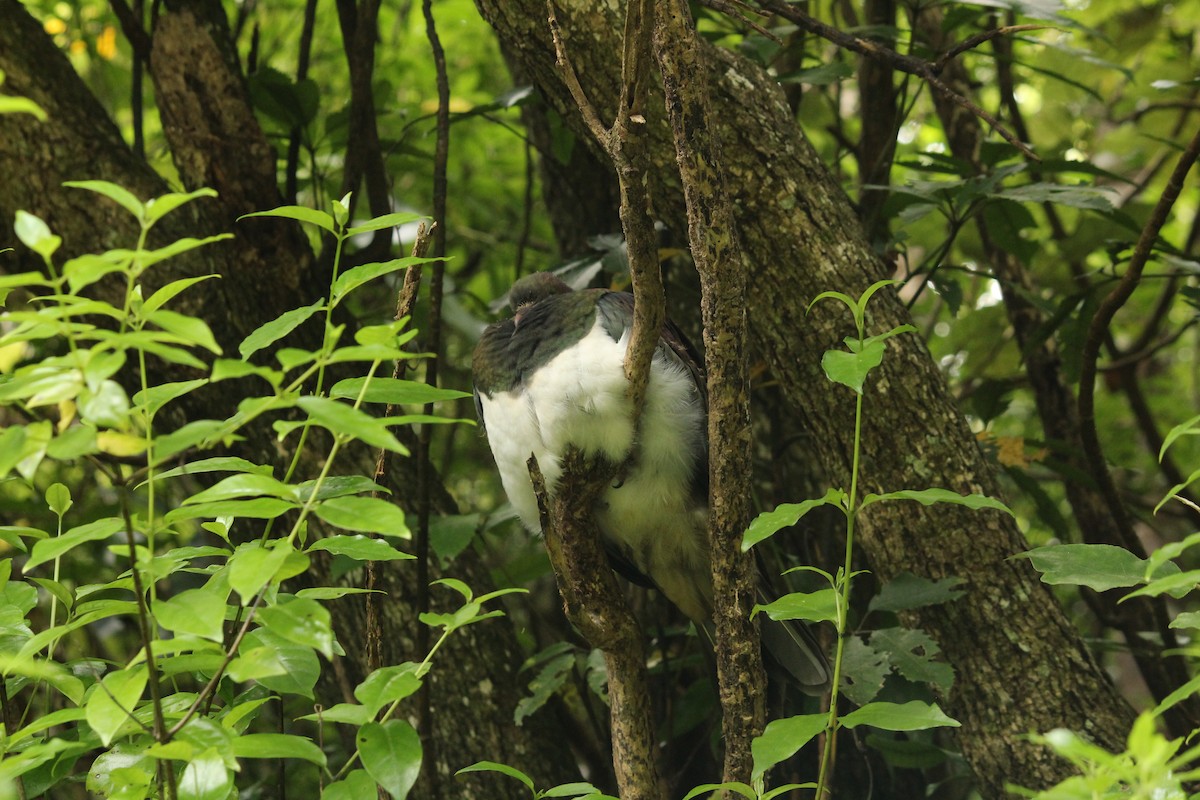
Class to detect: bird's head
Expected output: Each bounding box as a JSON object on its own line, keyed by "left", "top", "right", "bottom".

{"left": 509, "top": 272, "right": 572, "bottom": 328}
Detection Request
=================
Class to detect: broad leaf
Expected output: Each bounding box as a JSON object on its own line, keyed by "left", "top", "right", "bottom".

{"left": 359, "top": 720, "right": 422, "bottom": 799}
{"left": 840, "top": 700, "right": 960, "bottom": 731}
{"left": 743, "top": 489, "right": 844, "bottom": 551}
{"left": 751, "top": 714, "right": 827, "bottom": 781}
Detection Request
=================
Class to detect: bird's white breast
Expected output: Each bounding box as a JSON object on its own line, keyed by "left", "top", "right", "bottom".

{"left": 478, "top": 318, "right": 710, "bottom": 619}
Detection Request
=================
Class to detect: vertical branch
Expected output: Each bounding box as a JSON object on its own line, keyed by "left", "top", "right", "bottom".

{"left": 285, "top": 0, "right": 319, "bottom": 203}
{"left": 542, "top": 2, "right": 664, "bottom": 794}
{"left": 530, "top": 453, "right": 665, "bottom": 800}
{"left": 652, "top": 0, "right": 763, "bottom": 784}
{"left": 1078, "top": 125, "right": 1200, "bottom": 532}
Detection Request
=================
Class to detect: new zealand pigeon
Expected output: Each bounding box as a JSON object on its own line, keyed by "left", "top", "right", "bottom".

{"left": 472, "top": 271, "right": 829, "bottom": 694}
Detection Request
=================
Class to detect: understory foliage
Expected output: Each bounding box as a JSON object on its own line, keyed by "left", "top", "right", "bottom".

{"left": 1, "top": 0, "right": 1199, "bottom": 796}
{"left": 0, "top": 184, "right": 516, "bottom": 798}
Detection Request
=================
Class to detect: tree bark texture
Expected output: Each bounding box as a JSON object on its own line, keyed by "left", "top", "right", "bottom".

{"left": 0, "top": 3, "right": 575, "bottom": 797}
{"left": 652, "top": 0, "right": 764, "bottom": 784}
{"left": 473, "top": 0, "right": 1139, "bottom": 795}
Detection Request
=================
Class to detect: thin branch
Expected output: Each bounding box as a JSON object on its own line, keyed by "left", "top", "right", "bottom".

{"left": 934, "top": 24, "right": 1047, "bottom": 72}
{"left": 757, "top": 0, "right": 1038, "bottom": 159}
{"left": 1077, "top": 124, "right": 1200, "bottom": 536}
{"left": 546, "top": 2, "right": 611, "bottom": 145}
{"left": 530, "top": 453, "right": 665, "bottom": 800}
{"left": 697, "top": 0, "right": 780, "bottom": 41}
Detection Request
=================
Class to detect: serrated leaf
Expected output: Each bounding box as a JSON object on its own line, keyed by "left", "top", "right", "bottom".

{"left": 359, "top": 720, "right": 422, "bottom": 799}
{"left": 238, "top": 300, "right": 325, "bottom": 360}
{"left": 870, "top": 628, "right": 954, "bottom": 690}
{"left": 1020, "top": 543, "right": 1178, "bottom": 592}
{"left": 750, "top": 714, "right": 827, "bottom": 781}
{"left": 869, "top": 572, "right": 965, "bottom": 613}
{"left": 840, "top": 636, "right": 889, "bottom": 705}
{"left": 840, "top": 700, "right": 959, "bottom": 731}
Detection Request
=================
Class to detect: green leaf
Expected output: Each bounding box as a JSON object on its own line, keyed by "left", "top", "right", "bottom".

{"left": 743, "top": 489, "right": 844, "bottom": 551}
{"left": 25, "top": 517, "right": 124, "bottom": 571}
{"left": 330, "top": 377, "right": 471, "bottom": 405}
{"left": 240, "top": 205, "right": 335, "bottom": 234}
{"left": 345, "top": 212, "right": 427, "bottom": 237}
{"left": 307, "top": 534, "right": 414, "bottom": 562}
{"left": 85, "top": 665, "right": 148, "bottom": 746}
{"left": 1121, "top": 569, "right": 1200, "bottom": 601}
{"left": 45, "top": 483, "right": 72, "bottom": 516}
{"left": 1020, "top": 543, "right": 1178, "bottom": 592}
{"left": 258, "top": 598, "right": 333, "bottom": 658}
{"left": 14, "top": 210, "right": 61, "bottom": 259}
{"left": 141, "top": 275, "right": 220, "bottom": 316}
{"left": 228, "top": 541, "right": 294, "bottom": 603}
{"left": 320, "top": 770, "right": 377, "bottom": 800}
{"left": 331, "top": 257, "right": 427, "bottom": 305}
{"left": 870, "top": 627, "right": 954, "bottom": 690}
{"left": 133, "top": 379, "right": 209, "bottom": 418}
{"left": 455, "top": 761, "right": 535, "bottom": 791}
{"left": 146, "top": 309, "right": 222, "bottom": 354}
{"left": 840, "top": 700, "right": 960, "bottom": 731}
{"left": 314, "top": 495, "right": 409, "bottom": 535}
{"left": 869, "top": 572, "right": 965, "bottom": 613}
{"left": 78, "top": 379, "right": 131, "bottom": 427}
{"left": 297, "top": 396, "right": 407, "bottom": 453}
{"left": 176, "top": 748, "right": 231, "bottom": 800}
{"left": 1156, "top": 467, "right": 1200, "bottom": 515}
{"left": 821, "top": 340, "right": 884, "bottom": 394}
{"left": 142, "top": 188, "right": 219, "bottom": 227}
{"left": 152, "top": 456, "right": 273, "bottom": 482}
{"left": 751, "top": 714, "right": 827, "bottom": 781}
{"left": 355, "top": 664, "right": 423, "bottom": 715}
{"left": 154, "top": 588, "right": 228, "bottom": 642}
{"left": 0, "top": 94, "right": 46, "bottom": 120}
{"left": 183, "top": 473, "right": 295, "bottom": 505}
{"left": 1160, "top": 414, "right": 1200, "bottom": 461}
{"left": 860, "top": 488, "right": 1013, "bottom": 516}
{"left": 238, "top": 299, "right": 325, "bottom": 360}
{"left": 64, "top": 180, "right": 144, "bottom": 220}
{"left": 164, "top": 498, "right": 298, "bottom": 525}
{"left": 232, "top": 733, "right": 327, "bottom": 767}
{"left": 840, "top": 636, "right": 889, "bottom": 705}
{"left": 754, "top": 589, "right": 839, "bottom": 624}
{"left": 359, "top": 719, "right": 422, "bottom": 799}
{"left": 229, "top": 628, "right": 320, "bottom": 698}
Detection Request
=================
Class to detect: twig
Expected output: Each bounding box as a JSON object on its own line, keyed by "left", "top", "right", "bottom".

{"left": 1077, "top": 125, "right": 1200, "bottom": 537}
{"left": 934, "top": 24, "right": 1047, "bottom": 72}
{"left": 696, "top": 0, "right": 780, "bottom": 41}
{"left": 757, "top": 0, "right": 1039, "bottom": 159}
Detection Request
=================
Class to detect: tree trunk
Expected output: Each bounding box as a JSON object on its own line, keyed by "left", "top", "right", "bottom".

{"left": 473, "top": 0, "right": 1139, "bottom": 795}
{"left": 0, "top": 2, "right": 575, "bottom": 796}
